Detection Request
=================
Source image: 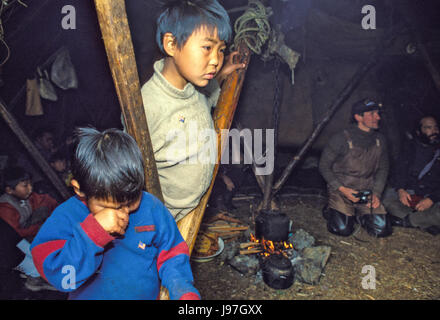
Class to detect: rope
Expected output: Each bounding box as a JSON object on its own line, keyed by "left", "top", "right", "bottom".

{"left": 231, "top": 0, "right": 271, "bottom": 55}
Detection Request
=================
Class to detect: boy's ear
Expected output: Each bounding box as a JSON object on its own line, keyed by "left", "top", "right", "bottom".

{"left": 163, "top": 32, "right": 177, "bottom": 56}
{"left": 70, "top": 179, "right": 85, "bottom": 198}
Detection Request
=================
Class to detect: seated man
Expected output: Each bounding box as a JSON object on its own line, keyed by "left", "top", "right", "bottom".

{"left": 384, "top": 115, "right": 440, "bottom": 235}
{"left": 319, "top": 99, "right": 391, "bottom": 238}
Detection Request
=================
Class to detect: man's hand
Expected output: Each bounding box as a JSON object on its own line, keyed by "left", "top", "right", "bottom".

{"left": 366, "top": 194, "right": 381, "bottom": 209}
{"left": 398, "top": 188, "right": 411, "bottom": 207}
{"left": 222, "top": 174, "right": 235, "bottom": 192}
{"left": 216, "top": 51, "right": 246, "bottom": 84}
{"left": 93, "top": 208, "right": 129, "bottom": 236}
{"left": 338, "top": 186, "right": 360, "bottom": 203}
{"left": 415, "top": 197, "right": 434, "bottom": 211}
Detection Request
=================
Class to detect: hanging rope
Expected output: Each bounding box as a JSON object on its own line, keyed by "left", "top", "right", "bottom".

{"left": 0, "top": 1, "right": 28, "bottom": 67}
{"left": 231, "top": 0, "right": 271, "bottom": 55}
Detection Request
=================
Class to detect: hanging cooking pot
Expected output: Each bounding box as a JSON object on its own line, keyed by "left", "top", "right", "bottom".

{"left": 255, "top": 210, "right": 290, "bottom": 242}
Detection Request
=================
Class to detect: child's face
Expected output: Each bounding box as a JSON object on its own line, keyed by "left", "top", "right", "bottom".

{"left": 87, "top": 195, "right": 142, "bottom": 216}
{"left": 167, "top": 26, "right": 226, "bottom": 89}
{"left": 8, "top": 180, "right": 33, "bottom": 200}
{"left": 51, "top": 159, "right": 67, "bottom": 173}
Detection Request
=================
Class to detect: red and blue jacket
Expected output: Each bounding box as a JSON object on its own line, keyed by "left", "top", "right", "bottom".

{"left": 30, "top": 192, "right": 200, "bottom": 300}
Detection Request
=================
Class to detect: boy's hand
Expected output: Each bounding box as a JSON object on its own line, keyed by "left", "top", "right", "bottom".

{"left": 93, "top": 208, "right": 129, "bottom": 235}
{"left": 216, "top": 51, "right": 246, "bottom": 84}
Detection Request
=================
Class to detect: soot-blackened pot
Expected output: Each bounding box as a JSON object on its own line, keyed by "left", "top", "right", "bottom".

{"left": 261, "top": 254, "right": 294, "bottom": 290}
{"left": 255, "top": 210, "right": 290, "bottom": 242}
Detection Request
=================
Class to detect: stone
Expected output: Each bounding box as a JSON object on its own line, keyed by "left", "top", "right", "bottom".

{"left": 290, "top": 228, "right": 315, "bottom": 251}
{"left": 228, "top": 255, "right": 260, "bottom": 275}
{"left": 293, "top": 246, "right": 331, "bottom": 284}
{"left": 219, "top": 240, "right": 239, "bottom": 262}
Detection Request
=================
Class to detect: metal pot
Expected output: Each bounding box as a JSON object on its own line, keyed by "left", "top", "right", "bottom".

{"left": 261, "top": 254, "right": 294, "bottom": 289}
{"left": 255, "top": 210, "right": 290, "bottom": 242}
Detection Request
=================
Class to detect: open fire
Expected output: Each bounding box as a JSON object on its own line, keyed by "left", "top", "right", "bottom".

{"left": 241, "top": 233, "right": 294, "bottom": 258}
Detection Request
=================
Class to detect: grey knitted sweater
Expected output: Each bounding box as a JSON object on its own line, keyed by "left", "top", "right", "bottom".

{"left": 141, "top": 59, "right": 221, "bottom": 221}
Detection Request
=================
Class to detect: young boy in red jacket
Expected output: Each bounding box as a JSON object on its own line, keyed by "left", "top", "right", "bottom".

{"left": 0, "top": 166, "right": 58, "bottom": 241}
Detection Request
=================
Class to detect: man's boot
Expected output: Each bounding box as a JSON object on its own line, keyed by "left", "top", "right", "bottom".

{"left": 326, "top": 208, "right": 355, "bottom": 237}
{"left": 389, "top": 214, "right": 414, "bottom": 228}
{"left": 361, "top": 214, "right": 392, "bottom": 238}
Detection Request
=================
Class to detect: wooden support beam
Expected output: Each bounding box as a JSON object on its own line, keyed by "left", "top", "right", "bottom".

{"left": 0, "top": 97, "right": 71, "bottom": 200}
{"left": 416, "top": 38, "right": 440, "bottom": 95}
{"left": 93, "top": 0, "right": 163, "bottom": 202}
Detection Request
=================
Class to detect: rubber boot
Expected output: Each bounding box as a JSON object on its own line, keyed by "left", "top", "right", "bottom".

{"left": 326, "top": 208, "right": 355, "bottom": 237}
{"left": 361, "top": 214, "right": 392, "bottom": 238}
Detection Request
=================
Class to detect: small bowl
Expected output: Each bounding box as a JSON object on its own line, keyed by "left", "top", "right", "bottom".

{"left": 191, "top": 237, "right": 225, "bottom": 263}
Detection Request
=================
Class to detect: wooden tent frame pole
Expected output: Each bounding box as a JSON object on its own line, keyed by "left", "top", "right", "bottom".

{"left": 94, "top": 0, "right": 163, "bottom": 202}
{"left": 0, "top": 97, "right": 71, "bottom": 200}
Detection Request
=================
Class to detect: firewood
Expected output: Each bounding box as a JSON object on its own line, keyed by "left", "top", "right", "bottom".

{"left": 207, "top": 226, "right": 248, "bottom": 232}
{"left": 216, "top": 231, "right": 242, "bottom": 238}
{"left": 240, "top": 242, "right": 261, "bottom": 249}
{"left": 205, "top": 212, "right": 244, "bottom": 225}
{"left": 240, "top": 249, "right": 262, "bottom": 255}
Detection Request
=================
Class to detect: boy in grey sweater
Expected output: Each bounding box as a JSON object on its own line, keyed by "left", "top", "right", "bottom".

{"left": 140, "top": 0, "right": 245, "bottom": 221}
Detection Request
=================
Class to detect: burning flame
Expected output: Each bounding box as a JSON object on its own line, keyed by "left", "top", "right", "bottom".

{"left": 249, "top": 233, "right": 293, "bottom": 258}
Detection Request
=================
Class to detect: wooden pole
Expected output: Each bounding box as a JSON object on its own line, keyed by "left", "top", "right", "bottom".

{"left": 159, "top": 44, "right": 251, "bottom": 299}
{"left": 272, "top": 38, "right": 392, "bottom": 196}
{"left": 93, "top": 0, "right": 163, "bottom": 202}
{"left": 416, "top": 39, "right": 440, "bottom": 94}
{"left": 0, "top": 97, "right": 71, "bottom": 200}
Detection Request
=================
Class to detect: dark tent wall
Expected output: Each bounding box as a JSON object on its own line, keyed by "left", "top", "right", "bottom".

{"left": 0, "top": 0, "right": 439, "bottom": 162}
{"left": 0, "top": 0, "right": 123, "bottom": 156}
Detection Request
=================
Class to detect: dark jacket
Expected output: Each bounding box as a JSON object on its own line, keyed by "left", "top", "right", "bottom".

{"left": 393, "top": 136, "right": 440, "bottom": 203}
{"left": 319, "top": 124, "right": 389, "bottom": 196}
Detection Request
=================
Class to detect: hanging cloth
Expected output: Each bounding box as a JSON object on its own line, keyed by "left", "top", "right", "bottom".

{"left": 25, "top": 78, "right": 44, "bottom": 116}
{"left": 50, "top": 49, "right": 78, "bottom": 90}
{"left": 37, "top": 67, "right": 58, "bottom": 101}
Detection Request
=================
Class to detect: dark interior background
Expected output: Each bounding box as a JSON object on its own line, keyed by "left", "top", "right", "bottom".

{"left": 0, "top": 0, "right": 439, "bottom": 176}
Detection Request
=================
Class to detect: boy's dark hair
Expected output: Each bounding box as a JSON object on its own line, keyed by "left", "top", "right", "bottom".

{"left": 3, "top": 166, "right": 31, "bottom": 190}
{"left": 71, "top": 127, "right": 145, "bottom": 204}
{"left": 156, "top": 0, "right": 232, "bottom": 54}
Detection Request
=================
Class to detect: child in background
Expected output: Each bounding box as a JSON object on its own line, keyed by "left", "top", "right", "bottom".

{"left": 0, "top": 166, "right": 57, "bottom": 240}
{"left": 31, "top": 127, "right": 200, "bottom": 300}
{"left": 139, "top": 0, "right": 245, "bottom": 221}
{"left": 34, "top": 150, "right": 74, "bottom": 203}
